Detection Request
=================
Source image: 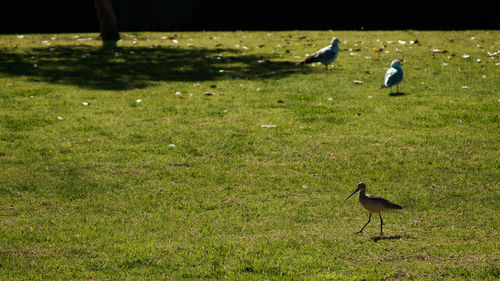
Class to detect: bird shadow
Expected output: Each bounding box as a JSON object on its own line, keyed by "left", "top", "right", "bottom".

{"left": 388, "top": 92, "right": 408, "bottom": 97}
{"left": 371, "top": 234, "right": 404, "bottom": 242}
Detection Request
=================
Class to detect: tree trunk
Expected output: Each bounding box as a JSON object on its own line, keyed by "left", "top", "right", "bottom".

{"left": 94, "top": 0, "right": 120, "bottom": 48}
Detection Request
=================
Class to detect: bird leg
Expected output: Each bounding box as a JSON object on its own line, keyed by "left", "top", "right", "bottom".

{"left": 356, "top": 213, "right": 371, "bottom": 233}
{"left": 379, "top": 213, "right": 384, "bottom": 236}
{"left": 325, "top": 64, "right": 328, "bottom": 71}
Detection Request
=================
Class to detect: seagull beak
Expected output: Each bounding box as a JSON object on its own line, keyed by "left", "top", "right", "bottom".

{"left": 344, "top": 187, "right": 360, "bottom": 202}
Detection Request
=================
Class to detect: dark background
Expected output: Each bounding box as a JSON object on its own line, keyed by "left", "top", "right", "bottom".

{"left": 1, "top": 0, "right": 499, "bottom": 34}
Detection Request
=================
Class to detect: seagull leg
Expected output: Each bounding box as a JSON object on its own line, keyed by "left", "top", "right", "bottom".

{"left": 325, "top": 64, "right": 328, "bottom": 71}
{"left": 356, "top": 213, "right": 371, "bottom": 234}
{"left": 379, "top": 213, "right": 384, "bottom": 236}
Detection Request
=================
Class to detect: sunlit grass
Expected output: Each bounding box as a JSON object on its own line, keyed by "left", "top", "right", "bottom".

{"left": 0, "top": 30, "right": 499, "bottom": 280}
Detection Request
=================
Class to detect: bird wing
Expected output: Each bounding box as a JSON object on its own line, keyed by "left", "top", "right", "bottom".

{"left": 315, "top": 46, "right": 335, "bottom": 61}
{"left": 367, "top": 194, "right": 403, "bottom": 210}
{"left": 384, "top": 67, "right": 402, "bottom": 87}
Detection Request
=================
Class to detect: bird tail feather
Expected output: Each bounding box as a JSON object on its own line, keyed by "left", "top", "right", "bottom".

{"left": 392, "top": 203, "right": 403, "bottom": 209}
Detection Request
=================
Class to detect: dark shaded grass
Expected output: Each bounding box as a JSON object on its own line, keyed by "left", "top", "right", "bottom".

{"left": 0, "top": 45, "right": 312, "bottom": 90}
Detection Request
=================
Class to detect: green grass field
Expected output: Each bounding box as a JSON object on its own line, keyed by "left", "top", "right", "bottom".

{"left": 0, "top": 30, "right": 499, "bottom": 280}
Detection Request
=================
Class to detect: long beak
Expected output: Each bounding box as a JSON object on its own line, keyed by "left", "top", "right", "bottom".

{"left": 344, "top": 187, "right": 360, "bottom": 202}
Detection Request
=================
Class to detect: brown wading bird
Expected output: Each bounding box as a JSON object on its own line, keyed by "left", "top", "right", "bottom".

{"left": 345, "top": 182, "right": 402, "bottom": 235}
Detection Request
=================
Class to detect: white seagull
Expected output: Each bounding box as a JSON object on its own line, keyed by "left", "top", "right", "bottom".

{"left": 297, "top": 37, "right": 340, "bottom": 70}
{"left": 381, "top": 60, "right": 403, "bottom": 93}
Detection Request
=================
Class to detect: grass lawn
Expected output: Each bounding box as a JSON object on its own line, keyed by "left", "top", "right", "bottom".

{"left": 0, "top": 30, "right": 499, "bottom": 280}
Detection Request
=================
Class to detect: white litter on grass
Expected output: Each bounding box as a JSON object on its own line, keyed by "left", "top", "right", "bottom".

{"left": 57, "top": 116, "right": 63, "bottom": 120}
{"left": 353, "top": 80, "right": 363, "bottom": 84}
{"left": 462, "top": 54, "right": 470, "bottom": 59}
{"left": 461, "top": 86, "right": 470, "bottom": 89}
{"left": 398, "top": 40, "right": 407, "bottom": 45}
{"left": 172, "top": 39, "right": 179, "bottom": 44}
{"left": 256, "top": 88, "right": 261, "bottom": 91}
{"left": 175, "top": 91, "right": 181, "bottom": 96}
{"left": 17, "top": 35, "right": 24, "bottom": 39}
{"left": 327, "top": 97, "right": 333, "bottom": 101}
{"left": 169, "top": 144, "right": 176, "bottom": 147}
{"left": 486, "top": 51, "right": 498, "bottom": 57}
{"left": 302, "top": 185, "right": 308, "bottom": 189}
{"left": 136, "top": 99, "right": 143, "bottom": 103}
{"left": 260, "top": 124, "right": 277, "bottom": 128}
{"left": 442, "top": 63, "right": 448, "bottom": 66}
{"left": 82, "top": 102, "right": 89, "bottom": 106}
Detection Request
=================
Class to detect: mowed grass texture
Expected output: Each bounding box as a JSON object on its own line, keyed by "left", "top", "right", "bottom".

{"left": 0, "top": 31, "right": 499, "bottom": 280}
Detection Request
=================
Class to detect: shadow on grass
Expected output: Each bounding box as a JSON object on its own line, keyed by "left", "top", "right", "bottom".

{"left": 389, "top": 92, "right": 408, "bottom": 97}
{"left": 0, "top": 45, "right": 311, "bottom": 90}
{"left": 371, "top": 234, "right": 405, "bottom": 242}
